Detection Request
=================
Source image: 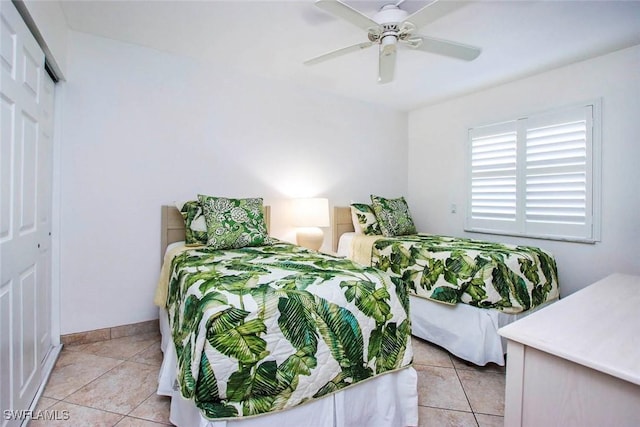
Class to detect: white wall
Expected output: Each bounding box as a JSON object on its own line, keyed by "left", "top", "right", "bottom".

{"left": 408, "top": 44, "right": 640, "bottom": 297}
{"left": 58, "top": 31, "right": 407, "bottom": 334}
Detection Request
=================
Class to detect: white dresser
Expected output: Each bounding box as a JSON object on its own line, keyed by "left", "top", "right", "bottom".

{"left": 498, "top": 273, "right": 640, "bottom": 427}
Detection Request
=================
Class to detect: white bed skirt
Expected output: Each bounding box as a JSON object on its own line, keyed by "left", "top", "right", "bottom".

{"left": 409, "top": 294, "right": 553, "bottom": 366}
{"left": 157, "top": 308, "right": 419, "bottom": 427}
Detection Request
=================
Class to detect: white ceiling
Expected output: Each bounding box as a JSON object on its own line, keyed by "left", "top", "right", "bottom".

{"left": 59, "top": 0, "right": 640, "bottom": 111}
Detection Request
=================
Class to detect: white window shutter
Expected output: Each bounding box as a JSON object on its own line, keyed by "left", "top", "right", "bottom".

{"left": 467, "top": 121, "right": 519, "bottom": 233}
{"left": 524, "top": 106, "right": 593, "bottom": 239}
{"left": 466, "top": 102, "right": 598, "bottom": 242}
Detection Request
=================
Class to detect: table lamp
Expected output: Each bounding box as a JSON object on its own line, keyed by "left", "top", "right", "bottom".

{"left": 292, "top": 197, "right": 330, "bottom": 251}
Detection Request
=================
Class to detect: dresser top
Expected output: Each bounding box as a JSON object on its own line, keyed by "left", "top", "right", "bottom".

{"left": 499, "top": 273, "right": 640, "bottom": 386}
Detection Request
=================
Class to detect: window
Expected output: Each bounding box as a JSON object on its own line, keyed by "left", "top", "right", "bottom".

{"left": 465, "top": 101, "right": 601, "bottom": 242}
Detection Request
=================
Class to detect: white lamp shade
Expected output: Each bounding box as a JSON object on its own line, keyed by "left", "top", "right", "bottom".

{"left": 292, "top": 198, "right": 330, "bottom": 227}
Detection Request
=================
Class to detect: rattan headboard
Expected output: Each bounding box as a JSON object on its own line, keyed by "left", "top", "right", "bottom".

{"left": 332, "top": 206, "right": 355, "bottom": 253}
{"left": 161, "top": 205, "right": 271, "bottom": 262}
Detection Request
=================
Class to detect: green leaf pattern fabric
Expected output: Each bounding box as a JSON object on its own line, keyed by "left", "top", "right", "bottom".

{"left": 370, "top": 234, "right": 559, "bottom": 313}
{"left": 198, "top": 195, "right": 273, "bottom": 250}
{"left": 165, "top": 242, "right": 413, "bottom": 420}
{"left": 350, "top": 203, "right": 381, "bottom": 235}
{"left": 176, "top": 200, "right": 208, "bottom": 246}
{"left": 370, "top": 195, "right": 417, "bottom": 237}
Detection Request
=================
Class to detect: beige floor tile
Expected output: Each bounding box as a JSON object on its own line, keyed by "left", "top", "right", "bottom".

{"left": 128, "top": 393, "right": 172, "bottom": 424}
{"left": 418, "top": 406, "right": 477, "bottom": 427}
{"left": 415, "top": 365, "right": 471, "bottom": 412}
{"left": 65, "top": 361, "right": 159, "bottom": 415}
{"left": 457, "top": 370, "right": 505, "bottom": 416}
{"left": 66, "top": 332, "right": 161, "bottom": 360}
{"left": 115, "top": 416, "right": 171, "bottom": 426}
{"left": 412, "top": 337, "right": 454, "bottom": 368}
{"left": 39, "top": 328, "right": 506, "bottom": 426}
{"left": 130, "top": 340, "right": 163, "bottom": 366}
{"left": 43, "top": 350, "right": 123, "bottom": 400}
{"left": 34, "top": 396, "right": 58, "bottom": 411}
{"left": 475, "top": 413, "right": 504, "bottom": 427}
{"left": 29, "top": 401, "right": 123, "bottom": 427}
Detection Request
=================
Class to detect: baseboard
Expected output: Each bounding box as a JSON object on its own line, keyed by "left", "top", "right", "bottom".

{"left": 60, "top": 319, "right": 159, "bottom": 346}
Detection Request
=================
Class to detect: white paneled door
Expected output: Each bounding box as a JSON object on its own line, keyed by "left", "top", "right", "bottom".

{"left": 1, "top": 2, "right": 55, "bottom": 426}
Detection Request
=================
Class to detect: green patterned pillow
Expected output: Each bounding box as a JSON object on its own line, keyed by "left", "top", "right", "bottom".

{"left": 370, "top": 195, "right": 417, "bottom": 237}
{"left": 350, "top": 203, "right": 381, "bottom": 235}
{"left": 198, "top": 195, "right": 272, "bottom": 250}
{"left": 176, "top": 200, "right": 208, "bottom": 246}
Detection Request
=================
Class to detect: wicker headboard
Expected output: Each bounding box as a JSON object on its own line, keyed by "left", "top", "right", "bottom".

{"left": 332, "top": 206, "right": 355, "bottom": 253}
{"left": 160, "top": 205, "right": 271, "bottom": 262}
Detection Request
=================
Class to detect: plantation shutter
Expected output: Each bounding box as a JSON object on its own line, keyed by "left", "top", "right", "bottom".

{"left": 468, "top": 121, "right": 519, "bottom": 233}
{"left": 524, "top": 106, "right": 593, "bottom": 239}
{"left": 466, "top": 102, "right": 598, "bottom": 242}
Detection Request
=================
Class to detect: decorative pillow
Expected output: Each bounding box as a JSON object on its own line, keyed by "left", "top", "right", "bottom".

{"left": 176, "top": 200, "right": 208, "bottom": 246}
{"left": 370, "top": 195, "right": 417, "bottom": 237}
{"left": 197, "top": 195, "right": 272, "bottom": 250}
{"left": 350, "top": 203, "right": 381, "bottom": 235}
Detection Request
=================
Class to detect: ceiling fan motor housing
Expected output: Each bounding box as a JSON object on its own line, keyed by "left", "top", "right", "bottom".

{"left": 371, "top": 5, "right": 410, "bottom": 45}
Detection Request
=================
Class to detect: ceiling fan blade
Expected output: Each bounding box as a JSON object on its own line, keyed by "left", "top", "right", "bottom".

{"left": 409, "top": 35, "right": 481, "bottom": 61}
{"left": 378, "top": 44, "right": 396, "bottom": 84}
{"left": 315, "top": 0, "right": 380, "bottom": 31}
{"left": 304, "top": 41, "right": 374, "bottom": 66}
{"left": 405, "top": 0, "right": 471, "bottom": 29}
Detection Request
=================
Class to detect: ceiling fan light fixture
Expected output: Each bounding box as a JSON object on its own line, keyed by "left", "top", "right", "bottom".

{"left": 381, "top": 34, "right": 397, "bottom": 56}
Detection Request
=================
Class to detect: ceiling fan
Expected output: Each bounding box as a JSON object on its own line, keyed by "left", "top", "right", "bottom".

{"left": 304, "top": 0, "right": 481, "bottom": 84}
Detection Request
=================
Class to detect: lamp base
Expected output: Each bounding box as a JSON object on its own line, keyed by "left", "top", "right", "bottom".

{"left": 296, "top": 227, "right": 324, "bottom": 251}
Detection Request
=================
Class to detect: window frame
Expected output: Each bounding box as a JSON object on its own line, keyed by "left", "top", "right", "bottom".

{"left": 464, "top": 100, "right": 601, "bottom": 243}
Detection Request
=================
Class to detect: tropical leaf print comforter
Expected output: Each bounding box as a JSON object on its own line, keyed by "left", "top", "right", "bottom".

{"left": 160, "top": 241, "right": 413, "bottom": 420}
{"left": 353, "top": 234, "right": 559, "bottom": 314}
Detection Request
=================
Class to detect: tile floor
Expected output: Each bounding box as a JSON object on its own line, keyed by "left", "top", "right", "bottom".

{"left": 33, "top": 333, "right": 505, "bottom": 426}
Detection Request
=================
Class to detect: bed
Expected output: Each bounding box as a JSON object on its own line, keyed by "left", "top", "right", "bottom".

{"left": 333, "top": 205, "right": 560, "bottom": 366}
{"left": 155, "top": 201, "right": 418, "bottom": 427}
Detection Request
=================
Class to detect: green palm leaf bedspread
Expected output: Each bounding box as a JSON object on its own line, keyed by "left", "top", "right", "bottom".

{"left": 163, "top": 241, "right": 413, "bottom": 420}
{"left": 358, "top": 234, "right": 559, "bottom": 314}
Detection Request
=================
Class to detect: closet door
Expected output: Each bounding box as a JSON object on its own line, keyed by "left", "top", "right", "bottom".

{"left": 0, "top": 1, "right": 53, "bottom": 425}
